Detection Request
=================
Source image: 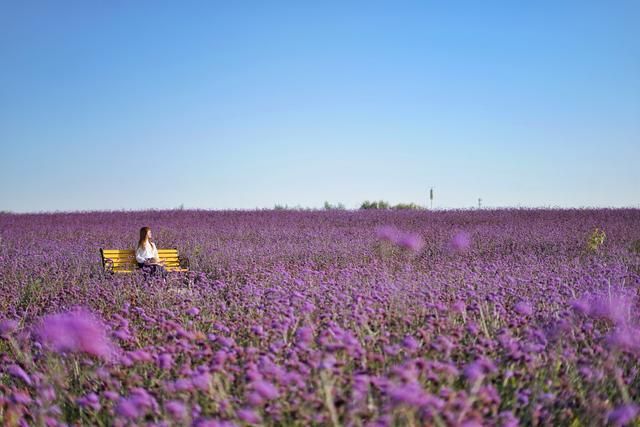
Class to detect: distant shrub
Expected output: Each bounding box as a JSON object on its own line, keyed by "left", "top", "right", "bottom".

{"left": 392, "top": 203, "right": 422, "bottom": 210}
{"left": 273, "top": 204, "right": 313, "bottom": 211}
{"left": 360, "top": 200, "right": 390, "bottom": 210}
{"left": 360, "top": 201, "right": 422, "bottom": 210}
{"left": 631, "top": 239, "right": 640, "bottom": 255}
{"left": 323, "top": 201, "right": 346, "bottom": 210}
{"left": 586, "top": 228, "right": 606, "bottom": 252}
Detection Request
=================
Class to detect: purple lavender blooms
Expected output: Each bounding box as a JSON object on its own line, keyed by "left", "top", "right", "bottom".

{"left": 0, "top": 208, "right": 638, "bottom": 425}
{"left": 376, "top": 225, "right": 424, "bottom": 252}
{"left": 449, "top": 230, "right": 472, "bottom": 253}
{"left": 36, "top": 309, "right": 114, "bottom": 359}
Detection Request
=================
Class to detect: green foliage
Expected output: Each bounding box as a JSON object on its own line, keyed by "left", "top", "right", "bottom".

{"left": 392, "top": 202, "right": 422, "bottom": 210}
{"left": 631, "top": 239, "right": 640, "bottom": 255}
{"left": 360, "top": 200, "right": 422, "bottom": 210}
{"left": 586, "top": 228, "right": 606, "bottom": 252}
{"left": 323, "top": 201, "right": 346, "bottom": 210}
{"left": 360, "top": 200, "right": 390, "bottom": 210}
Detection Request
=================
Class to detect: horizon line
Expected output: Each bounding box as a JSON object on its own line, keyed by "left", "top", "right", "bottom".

{"left": 2, "top": 205, "right": 639, "bottom": 215}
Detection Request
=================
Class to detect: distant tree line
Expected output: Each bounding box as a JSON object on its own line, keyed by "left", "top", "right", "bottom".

{"left": 360, "top": 200, "right": 422, "bottom": 210}
{"left": 271, "top": 201, "right": 422, "bottom": 210}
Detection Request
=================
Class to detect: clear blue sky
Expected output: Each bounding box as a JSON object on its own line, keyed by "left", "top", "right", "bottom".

{"left": 1, "top": 1, "right": 638, "bottom": 212}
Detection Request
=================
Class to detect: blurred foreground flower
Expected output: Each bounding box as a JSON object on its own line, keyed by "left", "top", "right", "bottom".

{"left": 514, "top": 301, "right": 533, "bottom": 316}
{"left": 450, "top": 231, "right": 471, "bottom": 253}
{"left": 0, "top": 319, "right": 18, "bottom": 338}
{"left": 376, "top": 226, "right": 424, "bottom": 252}
{"left": 608, "top": 404, "right": 639, "bottom": 426}
{"left": 35, "top": 308, "right": 115, "bottom": 360}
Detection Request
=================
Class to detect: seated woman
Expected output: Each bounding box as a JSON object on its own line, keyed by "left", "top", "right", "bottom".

{"left": 136, "top": 226, "right": 166, "bottom": 277}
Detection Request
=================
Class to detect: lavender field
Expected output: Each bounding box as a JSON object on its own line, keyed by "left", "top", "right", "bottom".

{"left": 1, "top": 209, "right": 640, "bottom": 426}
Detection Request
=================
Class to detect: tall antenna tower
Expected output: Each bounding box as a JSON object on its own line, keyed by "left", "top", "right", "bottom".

{"left": 429, "top": 187, "right": 434, "bottom": 209}
{"left": 478, "top": 198, "right": 482, "bottom": 209}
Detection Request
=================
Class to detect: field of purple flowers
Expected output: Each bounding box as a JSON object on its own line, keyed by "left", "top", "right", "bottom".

{"left": 1, "top": 209, "right": 640, "bottom": 426}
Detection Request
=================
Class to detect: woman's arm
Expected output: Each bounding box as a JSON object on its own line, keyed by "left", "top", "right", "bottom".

{"left": 152, "top": 242, "right": 159, "bottom": 259}
{"left": 135, "top": 247, "right": 146, "bottom": 264}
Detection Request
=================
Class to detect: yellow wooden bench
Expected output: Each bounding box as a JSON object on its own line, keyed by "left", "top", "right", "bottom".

{"left": 100, "top": 248, "right": 190, "bottom": 273}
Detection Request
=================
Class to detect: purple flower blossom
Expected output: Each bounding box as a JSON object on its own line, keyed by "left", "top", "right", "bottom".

{"left": 375, "top": 226, "right": 423, "bottom": 252}
{"left": 116, "top": 398, "right": 141, "bottom": 419}
{"left": 187, "top": 307, "right": 200, "bottom": 316}
{"left": 11, "top": 391, "right": 32, "bottom": 405}
{"left": 401, "top": 335, "right": 419, "bottom": 352}
{"left": 388, "top": 382, "right": 429, "bottom": 407}
{"left": 158, "top": 353, "right": 173, "bottom": 370}
{"left": 450, "top": 231, "right": 471, "bottom": 252}
{"left": 7, "top": 364, "right": 32, "bottom": 385}
{"left": 0, "top": 319, "right": 18, "bottom": 338}
{"left": 608, "top": 404, "right": 639, "bottom": 426}
{"left": 165, "top": 400, "right": 187, "bottom": 419}
{"left": 250, "top": 380, "right": 279, "bottom": 400}
{"left": 237, "top": 408, "right": 261, "bottom": 424}
{"left": 396, "top": 234, "right": 424, "bottom": 252}
{"left": 463, "top": 358, "right": 497, "bottom": 383}
{"left": 192, "top": 372, "right": 212, "bottom": 391}
{"left": 77, "top": 392, "right": 101, "bottom": 411}
{"left": 36, "top": 309, "right": 114, "bottom": 359}
{"left": 606, "top": 327, "right": 640, "bottom": 353}
{"left": 514, "top": 301, "right": 533, "bottom": 316}
{"left": 295, "top": 326, "right": 314, "bottom": 346}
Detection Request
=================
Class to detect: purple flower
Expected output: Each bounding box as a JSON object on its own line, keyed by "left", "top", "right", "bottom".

{"left": 192, "top": 372, "right": 212, "bottom": 391}
{"left": 572, "top": 293, "right": 634, "bottom": 325}
{"left": 499, "top": 410, "right": 519, "bottom": 427}
{"left": 246, "top": 391, "right": 265, "bottom": 407}
{"left": 388, "top": 382, "right": 428, "bottom": 407}
{"left": 115, "top": 388, "right": 158, "bottom": 419}
{"left": 396, "top": 234, "right": 424, "bottom": 252}
{"left": 450, "top": 231, "right": 471, "bottom": 252}
{"left": 514, "top": 301, "right": 533, "bottom": 316}
{"left": 158, "top": 353, "right": 173, "bottom": 370}
{"left": 187, "top": 307, "right": 200, "bottom": 316}
{"left": 173, "top": 378, "right": 195, "bottom": 392}
{"left": 116, "top": 398, "right": 141, "bottom": 419}
{"left": 0, "top": 319, "right": 18, "bottom": 338}
{"left": 11, "top": 391, "right": 32, "bottom": 405}
{"left": 295, "top": 326, "right": 314, "bottom": 346}
{"left": 463, "top": 358, "right": 496, "bottom": 383}
{"left": 606, "top": 327, "right": 640, "bottom": 353}
{"left": 7, "top": 364, "right": 32, "bottom": 385}
{"left": 375, "top": 226, "right": 423, "bottom": 252}
{"left": 608, "top": 404, "right": 639, "bottom": 426}
{"left": 77, "top": 393, "right": 101, "bottom": 411}
{"left": 376, "top": 226, "right": 399, "bottom": 242}
{"left": 250, "top": 380, "right": 279, "bottom": 400}
{"left": 237, "top": 408, "right": 261, "bottom": 424}
{"left": 36, "top": 309, "right": 114, "bottom": 359}
{"left": 104, "top": 391, "right": 119, "bottom": 401}
{"left": 402, "top": 335, "right": 420, "bottom": 352}
{"left": 165, "top": 400, "right": 187, "bottom": 419}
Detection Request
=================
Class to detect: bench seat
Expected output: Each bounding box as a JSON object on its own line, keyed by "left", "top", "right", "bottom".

{"left": 100, "top": 248, "right": 189, "bottom": 273}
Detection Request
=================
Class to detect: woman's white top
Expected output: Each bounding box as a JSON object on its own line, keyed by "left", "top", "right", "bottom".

{"left": 136, "top": 241, "right": 159, "bottom": 263}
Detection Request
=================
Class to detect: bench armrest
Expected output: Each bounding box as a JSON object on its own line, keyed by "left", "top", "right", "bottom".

{"left": 103, "top": 258, "right": 114, "bottom": 274}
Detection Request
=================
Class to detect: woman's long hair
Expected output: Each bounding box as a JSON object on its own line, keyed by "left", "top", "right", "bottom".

{"left": 138, "top": 227, "right": 151, "bottom": 249}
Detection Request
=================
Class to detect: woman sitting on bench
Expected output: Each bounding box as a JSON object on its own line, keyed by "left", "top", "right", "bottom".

{"left": 136, "top": 226, "right": 166, "bottom": 276}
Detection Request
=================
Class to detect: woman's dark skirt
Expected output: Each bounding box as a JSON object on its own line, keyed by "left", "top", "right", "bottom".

{"left": 137, "top": 262, "right": 167, "bottom": 279}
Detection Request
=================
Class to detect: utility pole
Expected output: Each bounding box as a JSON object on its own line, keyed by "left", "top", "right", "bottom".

{"left": 429, "top": 188, "right": 434, "bottom": 210}
{"left": 478, "top": 198, "right": 482, "bottom": 209}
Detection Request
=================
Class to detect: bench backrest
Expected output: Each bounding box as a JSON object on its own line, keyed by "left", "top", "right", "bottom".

{"left": 100, "top": 248, "right": 182, "bottom": 273}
